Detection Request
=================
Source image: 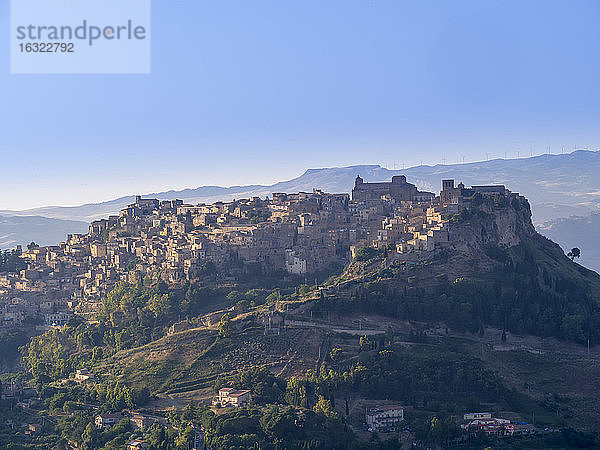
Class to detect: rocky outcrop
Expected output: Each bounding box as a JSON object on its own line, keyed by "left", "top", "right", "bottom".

{"left": 448, "top": 195, "right": 536, "bottom": 254}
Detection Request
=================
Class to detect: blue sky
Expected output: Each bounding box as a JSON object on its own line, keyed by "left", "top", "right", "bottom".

{"left": 1, "top": 0, "right": 600, "bottom": 209}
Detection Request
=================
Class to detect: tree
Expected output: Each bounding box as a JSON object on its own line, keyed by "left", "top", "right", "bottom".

{"left": 218, "top": 313, "right": 234, "bottom": 338}
{"left": 148, "top": 293, "right": 172, "bottom": 318}
{"left": 148, "top": 423, "right": 170, "bottom": 449}
{"left": 359, "top": 335, "right": 373, "bottom": 352}
{"left": 260, "top": 406, "right": 297, "bottom": 439}
{"left": 567, "top": 247, "right": 581, "bottom": 261}
{"left": 313, "top": 395, "right": 337, "bottom": 419}
{"left": 427, "top": 416, "right": 459, "bottom": 445}
{"left": 235, "top": 299, "right": 249, "bottom": 312}
{"left": 385, "top": 326, "right": 395, "bottom": 348}
{"left": 285, "top": 377, "right": 308, "bottom": 407}
{"left": 175, "top": 424, "right": 195, "bottom": 449}
{"left": 0, "top": 249, "right": 26, "bottom": 273}
{"left": 354, "top": 246, "right": 379, "bottom": 261}
{"left": 329, "top": 347, "right": 344, "bottom": 362}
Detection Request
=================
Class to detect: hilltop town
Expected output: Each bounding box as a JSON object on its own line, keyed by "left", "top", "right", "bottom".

{"left": 3, "top": 176, "right": 600, "bottom": 449}
{"left": 0, "top": 176, "right": 520, "bottom": 328}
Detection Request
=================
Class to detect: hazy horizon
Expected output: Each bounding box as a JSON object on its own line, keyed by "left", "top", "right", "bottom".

{"left": 1, "top": 149, "right": 595, "bottom": 211}
{"left": 2, "top": 0, "right": 600, "bottom": 209}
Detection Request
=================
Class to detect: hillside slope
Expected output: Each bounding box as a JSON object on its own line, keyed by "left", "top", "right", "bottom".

{"left": 328, "top": 195, "right": 600, "bottom": 343}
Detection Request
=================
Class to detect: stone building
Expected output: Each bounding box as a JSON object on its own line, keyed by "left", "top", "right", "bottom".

{"left": 352, "top": 175, "right": 434, "bottom": 203}
{"left": 366, "top": 405, "right": 404, "bottom": 432}
{"left": 440, "top": 179, "right": 510, "bottom": 206}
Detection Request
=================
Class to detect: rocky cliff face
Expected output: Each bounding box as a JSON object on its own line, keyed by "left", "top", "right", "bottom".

{"left": 448, "top": 195, "right": 537, "bottom": 254}
{"left": 441, "top": 193, "right": 600, "bottom": 304}
{"left": 331, "top": 192, "right": 600, "bottom": 346}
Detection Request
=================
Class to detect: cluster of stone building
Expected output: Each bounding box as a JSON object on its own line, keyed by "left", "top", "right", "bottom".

{"left": 461, "top": 412, "right": 537, "bottom": 437}
{"left": 0, "top": 176, "right": 516, "bottom": 324}
{"left": 366, "top": 405, "right": 405, "bottom": 433}
{"left": 95, "top": 411, "right": 167, "bottom": 431}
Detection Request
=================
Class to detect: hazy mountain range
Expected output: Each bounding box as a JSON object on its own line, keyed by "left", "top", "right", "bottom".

{"left": 0, "top": 215, "right": 88, "bottom": 251}
{"left": 538, "top": 212, "right": 600, "bottom": 275}
{"left": 1, "top": 150, "right": 599, "bottom": 271}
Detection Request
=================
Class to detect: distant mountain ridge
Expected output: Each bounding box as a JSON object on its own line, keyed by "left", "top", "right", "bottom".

{"left": 0, "top": 215, "right": 88, "bottom": 250}
{"left": 3, "top": 150, "right": 600, "bottom": 224}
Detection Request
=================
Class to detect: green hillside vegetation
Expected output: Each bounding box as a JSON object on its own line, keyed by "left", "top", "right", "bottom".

{"left": 11, "top": 275, "right": 600, "bottom": 448}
